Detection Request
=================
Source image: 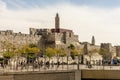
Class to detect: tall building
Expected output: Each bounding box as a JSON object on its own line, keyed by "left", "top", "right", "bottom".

{"left": 55, "top": 13, "right": 60, "bottom": 33}
{"left": 91, "top": 36, "right": 95, "bottom": 45}
{"left": 30, "top": 13, "right": 80, "bottom": 49}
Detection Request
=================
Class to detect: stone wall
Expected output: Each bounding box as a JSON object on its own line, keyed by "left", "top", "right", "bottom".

{"left": 14, "top": 71, "right": 74, "bottom": 80}
{"left": 0, "top": 27, "right": 81, "bottom": 53}
{"left": 0, "top": 71, "right": 81, "bottom": 80}
{"left": 0, "top": 30, "right": 41, "bottom": 51}
{"left": 54, "top": 32, "right": 80, "bottom": 49}
{"left": 81, "top": 70, "right": 120, "bottom": 79}
{"left": 115, "top": 46, "right": 120, "bottom": 57}
{"left": 100, "top": 43, "right": 116, "bottom": 59}
{"left": 0, "top": 74, "right": 14, "bottom": 80}
{"left": 29, "top": 28, "right": 51, "bottom": 35}
{"left": 82, "top": 42, "right": 100, "bottom": 55}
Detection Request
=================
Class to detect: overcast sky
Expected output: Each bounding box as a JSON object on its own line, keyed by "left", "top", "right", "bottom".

{"left": 0, "top": 0, "right": 120, "bottom": 45}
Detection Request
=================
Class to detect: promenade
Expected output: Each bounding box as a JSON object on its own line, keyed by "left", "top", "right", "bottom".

{"left": 0, "top": 64, "right": 120, "bottom": 80}
{"left": 0, "top": 64, "right": 120, "bottom": 73}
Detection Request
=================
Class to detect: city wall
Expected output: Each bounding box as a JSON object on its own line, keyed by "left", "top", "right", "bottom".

{"left": 0, "top": 30, "right": 41, "bottom": 50}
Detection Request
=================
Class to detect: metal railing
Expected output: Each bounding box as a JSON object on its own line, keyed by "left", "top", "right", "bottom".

{"left": 0, "top": 63, "right": 120, "bottom": 73}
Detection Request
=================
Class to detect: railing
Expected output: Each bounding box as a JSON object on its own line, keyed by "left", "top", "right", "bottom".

{"left": 0, "top": 64, "right": 120, "bottom": 72}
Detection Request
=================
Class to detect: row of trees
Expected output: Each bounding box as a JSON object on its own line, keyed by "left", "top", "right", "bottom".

{"left": 0, "top": 41, "right": 110, "bottom": 62}
{"left": 0, "top": 41, "right": 40, "bottom": 59}
{"left": 1, "top": 42, "right": 84, "bottom": 60}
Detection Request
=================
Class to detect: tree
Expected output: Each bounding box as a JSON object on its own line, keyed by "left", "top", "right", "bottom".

{"left": 99, "top": 48, "right": 108, "bottom": 59}
{"left": 18, "top": 43, "right": 40, "bottom": 64}
{"left": 44, "top": 48, "right": 55, "bottom": 66}
{"left": 88, "top": 49, "right": 99, "bottom": 65}
{"left": 68, "top": 44, "right": 75, "bottom": 50}
{"left": 3, "top": 51, "right": 15, "bottom": 59}
{"left": 45, "top": 48, "right": 55, "bottom": 58}
{"left": 71, "top": 49, "right": 80, "bottom": 56}
{"left": 29, "top": 43, "right": 37, "bottom": 48}
{"left": 68, "top": 44, "right": 76, "bottom": 60}
{"left": 1, "top": 41, "right": 17, "bottom": 59}
{"left": 20, "top": 44, "right": 40, "bottom": 56}
{"left": 70, "top": 49, "right": 79, "bottom": 60}
{"left": 59, "top": 49, "right": 66, "bottom": 57}
{"left": 54, "top": 48, "right": 66, "bottom": 57}
{"left": 54, "top": 48, "right": 66, "bottom": 65}
{"left": 19, "top": 44, "right": 40, "bottom": 63}
{"left": 19, "top": 45, "right": 28, "bottom": 56}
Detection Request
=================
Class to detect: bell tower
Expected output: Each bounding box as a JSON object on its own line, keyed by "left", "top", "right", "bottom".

{"left": 55, "top": 13, "right": 60, "bottom": 32}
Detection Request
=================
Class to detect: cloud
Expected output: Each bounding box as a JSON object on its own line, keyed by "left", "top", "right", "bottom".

{"left": 0, "top": 0, "right": 7, "bottom": 12}
{"left": 0, "top": 1, "right": 120, "bottom": 45}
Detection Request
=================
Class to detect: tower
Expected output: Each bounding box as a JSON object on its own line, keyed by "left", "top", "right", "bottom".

{"left": 91, "top": 36, "right": 95, "bottom": 45}
{"left": 55, "top": 13, "right": 60, "bottom": 32}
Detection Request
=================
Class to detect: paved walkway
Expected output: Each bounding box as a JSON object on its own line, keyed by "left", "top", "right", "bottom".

{"left": 0, "top": 64, "right": 120, "bottom": 73}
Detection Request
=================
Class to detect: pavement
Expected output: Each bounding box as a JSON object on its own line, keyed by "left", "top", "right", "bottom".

{"left": 0, "top": 64, "right": 120, "bottom": 73}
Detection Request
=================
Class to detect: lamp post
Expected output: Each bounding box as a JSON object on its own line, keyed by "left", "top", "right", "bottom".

{"left": 43, "top": 38, "right": 47, "bottom": 70}
{"left": 67, "top": 49, "right": 70, "bottom": 70}
{"left": 77, "top": 54, "right": 80, "bottom": 70}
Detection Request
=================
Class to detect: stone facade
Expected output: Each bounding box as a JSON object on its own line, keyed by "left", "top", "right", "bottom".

{"left": 0, "top": 30, "right": 41, "bottom": 51}
{"left": 100, "top": 43, "right": 116, "bottom": 59}
{"left": 0, "top": 71, "right": 79, "bottom": 80}
{"left": 115, "top": 46, "right": 120, "bottom": 57}
{"left": 81, "top": 42, "right": 100, "bottom": 55}
{"left": 0, "top": 13, "right": 80, "bottom": 53}
{"left": 1, "top": 13, "right": 120, "bottom": 60}
{"left": 29, "top": 13, "right": 80, "bottom": 49}
{"left": 29, "top": 28, "right": 80, "bottom": 49}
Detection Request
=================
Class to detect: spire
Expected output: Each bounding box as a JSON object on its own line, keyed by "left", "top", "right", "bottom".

{"left": 91, "top": 36, "right": 95, "bottom": 45}
{"left": 55, "top": 13, "right": 60, "bottom": 32}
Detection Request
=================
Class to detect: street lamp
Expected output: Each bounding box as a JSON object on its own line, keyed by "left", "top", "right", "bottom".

{"left": 77, "top": 54, "right": 80, "bottom": 70}
{"left": 43, "top": 38, "right": 47, "bottom": 70}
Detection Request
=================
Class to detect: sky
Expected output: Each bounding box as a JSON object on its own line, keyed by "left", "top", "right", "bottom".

{"left": 0, "top": 0, "right": 120, "bottom": 45}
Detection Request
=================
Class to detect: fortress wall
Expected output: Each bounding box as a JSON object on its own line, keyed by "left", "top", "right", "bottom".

{"left": 0, "top": 31, "right": 41, "bottom": 49}
{"left": 65, "top": 32, "right": 80, "bottom": 48}
{"left": 54, "top": 33, "right": 65, "bottom": 48}
{"left": 47, "top": 33, "right": 55, "bottom": 42}
{"left": 55, "top": 33, "right": 64, "bottom": 44}
{"left": 54, "top": 32, "right": 80, "bottom": 49}
{"left": 115, "top": 46, "right": 120, "bottom": 57}
{"left": 88, "top": 45, "right": 100, "bottom": 52}
{"left": 73, "top": 35, "right": 79, "bottom": 42}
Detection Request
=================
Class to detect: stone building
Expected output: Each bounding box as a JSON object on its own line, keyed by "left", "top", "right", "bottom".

{"left": 29, "top": 13, "right": 80, "bottom": 49}
{"left": 1, "top": 13, "right": 120, "bottom": 60}
{"left": 100, "top": 43, "right": 116, "bottom": 59}
{"left": 83, "top": 42, "right": 100, "bottom": 55}
{"left": 0, "top": 30, "right": 40, "bottom": 50}
{"left": 115, "top": 46, "right": 120, "bottom": 57}
{"left": 0, "top": 13, "right": 80, "bottom": 53}
{"left": 81, "top": 36, "right": 100, "bottom": 55}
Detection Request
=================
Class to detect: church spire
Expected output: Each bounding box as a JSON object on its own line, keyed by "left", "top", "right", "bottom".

{"left": 55, "top": 13, "right": 60, "bottom": 32}
{"left": 91, "top": 36, "right": 95, "bottom": 45}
